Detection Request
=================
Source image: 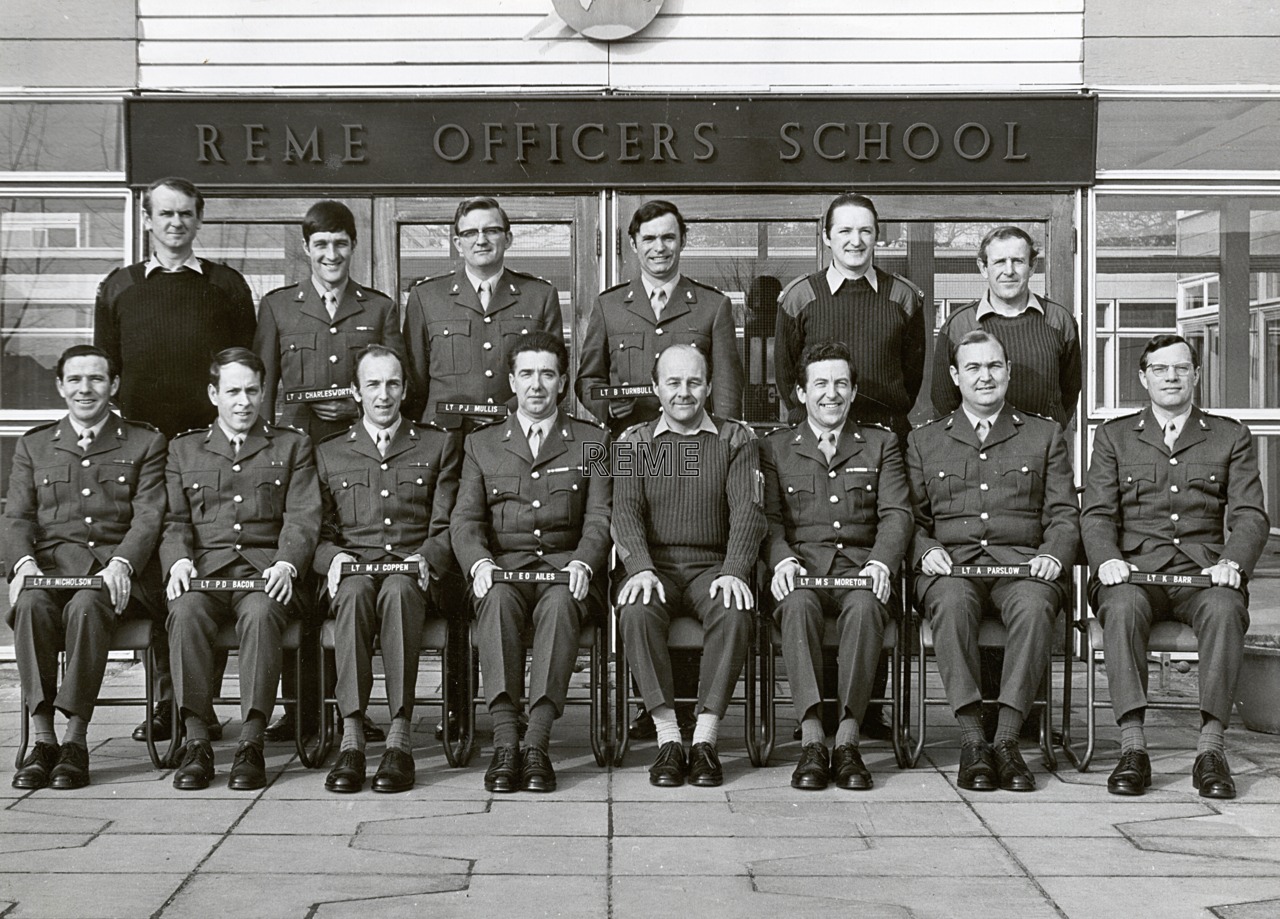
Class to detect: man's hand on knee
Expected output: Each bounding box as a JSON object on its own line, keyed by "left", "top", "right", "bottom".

{"left": 709, "top": 574, "right": 753, "bottom": 611}
{"left": 263, "top": 562, "right": 295, "bottom": 605}
{"left": 618, "top": 570, "right": 664, "bottom": 607}
{"left": 166, "top": 559, "right": 195, "bottom": 601}
{"left": 1098, "top": 558, "right": 1134, "bottom": 587}
{"left": 9, "top": 559, "right": 41, "bottom": 608}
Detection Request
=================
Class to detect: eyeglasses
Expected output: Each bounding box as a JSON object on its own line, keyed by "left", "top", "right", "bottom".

{"left": 1144, "top": 362, "right": 1195, "bottom": 378}
{"left": 456, "top": 226, "right": 507, "bottom": 243}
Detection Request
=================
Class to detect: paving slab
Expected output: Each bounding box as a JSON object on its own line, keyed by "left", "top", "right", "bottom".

{"left": 0, "top": 833, "right": 217, "bottom": 873}
{"left": 971, "top": 800, "right": 1215, "bottom": 836}
{"left": 1006, "top": 835, "right": 1280, "bottom": 877}
{"left": 0, "top": 872, "right": 183, "bottom": 919}
{"left": 162, "top": 873, "right": 472, "bottom": 919}
{"left": 613, "top": 799, "right": 989, "bottom": 837}
{"left": 1041, "top": 877, "right": 1280, "bottom": 919}
{"left": 234, "top": 798, "right": 607, "bottom": 836}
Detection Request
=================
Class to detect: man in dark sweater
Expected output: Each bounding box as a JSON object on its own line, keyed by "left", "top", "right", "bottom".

{"left": 931, "top": 226, "right": 1081, "bottom": 427}
{"left": 93, "top": 177, "right": 256, "bottom": 745}
{"left": 614, "top": 344, "right": 767, "bottom": 788}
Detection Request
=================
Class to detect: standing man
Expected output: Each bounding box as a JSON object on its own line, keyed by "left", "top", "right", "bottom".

{"left": 614, "top": 344, "right": 766, "bottom": 788}
{"left": 908, "top": 331, "right": 1079, "bottom": 792}
{"left": 94, "top": 176, "right": 256, "bottom": 744}
{"left": 577, "top": 199, "right": 745, "bottom": 438}
{"left": 775, "top": 193, "right": 925, "bottom": 441}
{"left": 451, "top": 332, "right": 612, "bottom": 793}
{"left": 6, "top": 346, "right": 166, "bottom": 789}
{"left": 163, "top": 348, "right": 320, "bottom": 791}
{"left": 931, "top": 226, "right": 1081, "bottom": 427}
{"left": 315, "top": 345, "right": 461, "bottom": 794}
{"left": 1082, "top": 334, "right": 1268, "bottom": 799}
{"left": 761, "top": 341, "right": 912, "bottom": 791}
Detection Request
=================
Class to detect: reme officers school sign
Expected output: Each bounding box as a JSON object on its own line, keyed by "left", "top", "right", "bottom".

{"left": 127, "top": 95, "right": 1097, "bottom": 189}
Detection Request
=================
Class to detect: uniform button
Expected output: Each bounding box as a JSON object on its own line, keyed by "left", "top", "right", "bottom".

{"left": 937, "top": 471, "right": 945, "bottom": 478}
{"left": 531, "top": 471, "right": 540, "bottom": 479}
{"left": 442, "top": 328, "right": 450, "bottom": 336}
{"left": 117, "top": 475, "right": 125, "bottom": 483}
{"left": 233, "top": 523, "right": 242, "bottom": 531}
{"left": 836, "top": 542, "right": 844, "bottom": 549}
{"left": 535, "top": 549, "right": 544, "bottom": 557}
{"left": 235, "top": 544, "right": 242, "bottom": 550}
{"left": 980, "top": 512, "right": 989, "bottom": 520}
{"left": 233, "top": 495, "right": 243, "bottom": 503}
{"left": 483, "top": 316, "right": 493, "bottom": 323}
{"left": 87, "top": 541, "right": 95, "bottom": 548}
{"left": 81, "top": 459, "right": 91, "bottom": 467}
{"left": 381, "top": 463, "right": 388, "bottom": 471}
{"left": 486, "top": 397, "right": 495, "bottom": 404}
{"left": 829, "top": 495, "right": 839, "bottom": 504}
{"left": 534, "top": 529, "right": 542, "bottom": 537}
{"left": 1173, "top": 537, "right": 1181, "bottom": 545}
{"left": 865, "top": 485, "right": 872, "bottom": 492}
{"left": 232, "top": 464, "right": 241, "bottom": 472}
{"left": 1171, "top": 513, "right": 1179, "bottom": 521}
{"left": 84, "top": 516, "right": 92, "bottom": 524}
{"left": 979, "top": 452, "right": 988, "bottom": 460}
{"left": 980, "top": 539, "right": 989, "bottom": 547}
{"left": 289, "top": 343, "right": 297, "bottom": 350}
{"left": 81, "top": 488, "right": 91, "bottom": 496}
{"left": 416, "top": 478, "right": 424, "bottom": 485}
{"left": 1210, "top": 474, "right": 1217, "bottom": 482}
{"left": 384, "top": 517, "right": 392, "bottom": 526}
{"left": 1170, "top": 458, "right": 1178, "bottom": 465}
{"left": 381, "top": 489, "right": 390, "bottom": 497}
{"left": 1170, "top": 485, "right": 1179, "bottom": 493}
{"left": 787, "top": 486, "right": 794, "bottom": 493}
{"left": 483, "top": 342, "right": 492, "bottom": 350}
{"left": 828, "top": 471, "right": 837, "bottom": 479}
{"left": 571, "top": 484, "right": 578, "bottom": 491}
{"left": 532, "top": 500, "right": 541, "bottom": 508}
{"left": 329, "top": 327, "right": 337, "bottom": 334}
{"left": 521, "top": 328, "right": 528, "bottom": 334}
{"left": 832, "top": 521, "right": 841, "bottom": 529}
{"left": 329, "top": 355, "right": 338, "bottom": 363}
{"left": 492, "top": 488, "right": 499, "bottom": 495}
{"left": 484, "top": 370, "right": 493, "bottom": 378}
{"left": 655, "top": 328, "right": 664, "bottom": 336}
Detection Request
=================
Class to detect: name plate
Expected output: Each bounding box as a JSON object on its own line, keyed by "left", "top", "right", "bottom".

{"left": 340, "top": 562, "right": 416, "bottom": 576}
{"left": 436, "top": 401, "right": 508, "bottom": 417}
{"left": 190, "top": 578, "right": 267, "bottom": 591}
{"left": 493, "top": 569, "right": 570, "bottom": 584}
{"left": 285, "top": 386, "right": 354, "bottom": 403}
{"left": 590, "top": 385, "right": 652, "bottom": 400}
{"left": 25, "top": 576, "right": 104, "bottom": 589}
{"left": 795, "top": 576, "right": 872, "bottom": 589}
{"left": 1130, "top": 571, "right": 1213, "bottom": 588}
{"left": 952, "top": 564, "right": 1030, "bottom": 578}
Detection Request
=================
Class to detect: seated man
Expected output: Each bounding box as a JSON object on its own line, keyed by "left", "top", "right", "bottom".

{"left": 315, "top": 345, "right": 461, "bottom": 794}
{"left": 451, "top": 331, "right": 611, "bottom": 793}
{"left": 614, "top": 343, "right": 767, "bottom": 788}
{"left": 761, "top": 341, "right": 911, "bottom": 791}
{"left": 1082, "top": 334, "right": 1268, "bottom": 799}
{"left": 163, "top": 348, "right": 320, "bottom": 791}
{"left": 6, "top": 345, "right": 166, "bottom": 789}
{"left": 907, "top": 331, "right": 1079, "bottom": 792}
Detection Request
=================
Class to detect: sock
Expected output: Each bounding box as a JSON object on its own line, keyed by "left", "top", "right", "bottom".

{"left": 385, "top": 714, "right": 411, "bottom": 753}
{"left": 240, "top": 712, "right": 266, "bottom": 749}
{"left": 800, "top": 706, "right": 825, "bottom": 746}
{"left": 692, "top": 712, "right": 720, "bottom": 747}
{"left": 993, "top": 705, "right": 1024, "bottom": 745}
{"left": 522, "top": 700, "right": 557, "bottom": 753}
{"left": 956, "top": 703, "right": 985, "bottom": 746}
{"left": 834, "top": 717, "right": 860, "bottom": 748}
{"left": 1119, "top": 710, "right": 1146, "bottom": 753}
{"left": 342, "top": 713, "right": 365, "bottom": 752}
{"left": 490, "top": 697, "right": 520, "bottom": 749}
{"left": 184, "top": 709, "right": 210, "bottom": 743}
{"left": 650, "top": 704, "right": 681, "bottom": 747}
{"left": 62, "top": 716, "right": 89, "bottom": 748}
{"left": 32, "top": 706, "right": 56, "bottom": 745}
{"left": 1198, "top": 714, "right": 1226, "bottom": 757}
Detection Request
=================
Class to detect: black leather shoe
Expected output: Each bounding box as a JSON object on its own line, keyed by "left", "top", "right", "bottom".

{"left": 519, "top": 747, "right": 557, "bottom": 793}
{"left": 372, "top": 748, "right": 415, "bottom": 794}
{"left": 13, "top": 741, "right": 61, "bottom": 790}
{"left": 132, "top": 700, "right": 173, "bottom": 742}
{"left": 484, "top": 744, "right": 521, "bottom": 793}
{"left": 227, "top": 742, "right": 267, "bottom": 791}
{"left": 688, "top": 742, "right": 724, "bottom": 787}
{"left": 649, "top": 741, "right": 687, "bottom": 787}
{"left": 362, "top": 714, "right": 386, "bottom": 743}
{"left": 790, "top": 743, "right": 830, "bottom": 790}
{"left": 1106, "top": 749, "right": 1151, "bottom": 796}
{"left": 173, "top": 739, "right": 215, "bottom": 790}
{"left": 832, "top": 744, "right": 873, "bottom": 790}
{"left": 629, "top": 708, "right": 656, "bottom": 741}
{"left": 992, "top": 738, "right": 1036, "bottom": 792}
{"left": 263, "top": 712, "right": 296, "bottom": 743}
{"left": 1193, "top": 750, "right": 1236, "bottom": 799}
{"left": 48, "top": 742, "right": 90, "bottom": 790}
{"left": 324, "top": 748, "right": 366, "bottom": 793}
{"left": 957, "top": 739, "right": 999, "bottom": 791}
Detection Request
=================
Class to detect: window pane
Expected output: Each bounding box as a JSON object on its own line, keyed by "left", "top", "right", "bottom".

{"left": 0, "top": 196, "right": 124, "bottom": 409}
{"left": 1117, "top": 301, "right": 1176, "bottom": 329}
{"left": 0, "top": 102, "right": 123, "bottom": 173}
{"left": 1098, "top": 99, "right": 1280, "bottom": 173}
{"left": 189, "top": 221, "right": 307, "bottom": 303}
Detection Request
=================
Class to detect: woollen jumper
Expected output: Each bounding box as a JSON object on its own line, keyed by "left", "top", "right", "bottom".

{"left": 775, "top": 267, "right": 926, "bottom": 435}
{"left": 611, "top": 416, "right": 766, "bottom": 584}
{"left": 931, "top": 295, "right": 1081, "bottom": 426}
{"left": 94, "top": 260, "right": 256, "bottom": 438}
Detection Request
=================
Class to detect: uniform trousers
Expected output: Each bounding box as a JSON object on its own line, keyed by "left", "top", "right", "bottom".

{"left": 618, "top": 558, "right": 751, "bottom": 719}
{"left": 331, "top": 573, "right": 425, "bottom": 720}
{"left": 1093, "top": 580, "right": 1247, "bottom": 725}
{"left": 168, "top": 561, "right": 293, "bottom": 723}
{"left": 921, "top": 575, "right": 1059, "bottom": 718}
{"left": 12, "top": 586, "right": 119, "bottom": 722}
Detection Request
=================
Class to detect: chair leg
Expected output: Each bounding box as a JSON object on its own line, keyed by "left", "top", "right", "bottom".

{"left": 612, "top": 627, "right": 630, "bottom": 767}
{"left": 589, "top": 626, "right": 608, "bottom": 767}
{"left": 297, "top": 638, "right": 331, "bottom": 769}
{"left": 16, "top": 701, "right": 30, "bottom": 770}
{"left": 758, "top": 627, "right": 776, "bottom": 767}
{"left": 908, "top": 617, "right": 927, "bottom": 768}
{"left": 744, "top": 618, "right": 762, "bottom": 767}
{"left": 890, "top": 627, "right": 908, "bottom": 769}
{"left": 142, "top": 643, "right": 163, "bottom": 769}
{"left": 1039, "top": 654, "right": 1057, "bottom": 771}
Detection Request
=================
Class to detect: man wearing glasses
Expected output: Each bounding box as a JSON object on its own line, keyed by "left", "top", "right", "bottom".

{"left": 1082, "top": 334, "right": 1268, "bottom": 799}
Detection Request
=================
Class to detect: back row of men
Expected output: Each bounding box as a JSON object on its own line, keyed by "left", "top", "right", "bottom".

{"left": 6, "top": 182, "right": 1263, "bottom": 804}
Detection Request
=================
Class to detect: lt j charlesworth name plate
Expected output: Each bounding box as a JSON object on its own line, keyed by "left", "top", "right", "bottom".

{"left": 493, "top": 569, "right": 571, "bottom": 584}
{"left": 190, "top": 578, "right": 268, "bottom": 591}
{"left": 340, "top": 562, "right": 416, "bottom": 576}
{"left": 794, "top": 576, "right": 873, "bottom": 589}
{"left": 1129, "top": 571, "right": 1213, "bottom": 588}
{"left": 285, "top": 386, "right": 355, "bottom": 403}
{"left": 25, "top": 576, "right": 104, "bottom": 589}
{"left": 436, "top": 402, "right": 509, "bottom": 417}
{"left": 951, "top": 564, "right": 1031, "bottom": 577}
{"left": 590, "top": 385, "right": 652, "bottom": 400}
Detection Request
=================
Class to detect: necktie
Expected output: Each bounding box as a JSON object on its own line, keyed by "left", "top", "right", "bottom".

{"left": 1164, "top": 420, "right": 1179, "bottom": 452}
{"left": 231, "top": 434, "right": 244, "bottom": 456}
{"left": 323, "top": 289, "right": 338, "bottom": 320}
{"left": 478, "top": 281, "right": 491, "bottom": 313}
{"left": 78, "top": 428, "right": 94, "bottom": 452}
{"left": 818, "top": 431, "right": 836, "bottom": 464}
{"left": 651, "top": 287, "right": 667, "bottom": 320}
{"left": 528, "top": 424, "right": 542, "bottom": 459}
{"left": 377, "top": 429, "right": 390, "bottom": 457}
{"left": 975, "top": 419, "right": 989, "bottom": 444}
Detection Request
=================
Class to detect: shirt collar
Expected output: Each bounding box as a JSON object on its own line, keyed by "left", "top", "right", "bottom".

{"left": 516, "top": 409, "right": 555, "bottom": 440}
{"left": 464, "top": 266, "right": 504, "bottom": 294}
{"left": 642, "top": 274, "right": 682, "bottom": 305}
{"left": 826, "top": 262, "right": 877, "bottom": 294}
{"left": 961, "top": 405, "right": 1003, "bottom": 433}
{"left": 67, "top": 414, "right": 111, "bottom": 440}
{"left": 312, "top": 277, "right": 349, "bottom": 303}
{"left": 655, "top": 409, "right": 718, "bottom": 437}
{"left": 216, "top": 421, "right": 253, "bottom": 445}
{"left": 1150, "top": 404, "right": 1193, "bottom": 433}
{"left": 363, "top": 415, "right": 402, "bottom": 445}
{"left": 975, "top": 290, "right": 1045, "bottom": 320}
{"left": 806, "top": 419, "right": 844, "bottom": 443}
{"left": 144, "top": 253, "right": 203, "bottom": 276}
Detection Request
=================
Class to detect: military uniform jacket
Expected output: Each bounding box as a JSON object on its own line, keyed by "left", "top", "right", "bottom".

{"left": 760, "top": 421, "right": 912, "bottom": 576}
{"left": 402, "top": 267, "right": 561, "bottom": 424}
{"left": 160, "top": 420, "right": 320, "bottom": 577}
{"left": 314, "top": 420, "right": 461, "bottom": 579}
{"left": 1081, "top": 405, "right": 1269, "bottom": 577}
{"left": 450, "top": 410, "right": 612, "bottom": 577}
{"left": 254, "top": 280, "right": 404, "bottom": 431}
{"left": 575, "top": 276, "right": 745, "bottom": 426}
{"left": 3, "top": 413, "right": 166, "bottom": 578}
{"left": 907, "top": 407, "right": 1080, "bottom": 593}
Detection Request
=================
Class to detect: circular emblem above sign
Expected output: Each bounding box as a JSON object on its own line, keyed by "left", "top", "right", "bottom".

{"left": 552, "top": 0, "right": 664, "bottom": 41}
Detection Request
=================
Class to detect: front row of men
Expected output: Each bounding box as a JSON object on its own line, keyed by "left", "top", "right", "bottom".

{"left": 7, "top": 329, "right": 1267, "bottom": 801}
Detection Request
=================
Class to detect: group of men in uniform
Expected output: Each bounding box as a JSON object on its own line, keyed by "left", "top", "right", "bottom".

{"left": 5, "top": 181, "right": 1268, "bottom": 802}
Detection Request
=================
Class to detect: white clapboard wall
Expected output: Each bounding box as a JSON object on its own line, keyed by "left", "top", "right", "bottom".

{"left": 136, "top": 0, "right": 1085, "bottom": 92}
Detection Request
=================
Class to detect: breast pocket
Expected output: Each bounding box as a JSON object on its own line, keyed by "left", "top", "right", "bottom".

{"left": 97, "top": 463, "right": 139, "bottom": 510}
{"left": 547, "top": 472, "right": 582, "bottom": 521}
{"left": 998, "top": 455, "right": 1043, "bottom": 503}
{"left": 181, "top": 470, "right": 220, "bottom": 524}
{"left": 281, "top": 332, "right": 317, "bottom": 385}
{"left": 1188, "top": 463, "right": 1228, "bottom": 515}
{"left": 488, "top": 475, "right": 522, "bottom": 529}
{"left": 1118, "top": 463, "right": 1156, "bottom": 504}
{"left": 36, "top": 464, "right": 72, "bottom": 523}
{"left": 428, "top": 319, "right": 472, "bottom": 377}
{"left": 500, "top": 317, "right": 534, "bottom": 346}
{"left": 927, "top": 462, "right": 968, "bottom": 512}
{"left": 396, "top": 468, "right": 432, "bottom": 525}
{"left": 842, "top": 470, "right": 879, "bottom": 509}
{"left": 327, "top": 468, "right": 369, "bottom": 527}
{"left": 253, "top": 470, "right": 286, "bottom": 521}
{"left": 670, "top": 328, "right": 712, "bottom": 355}
{"left": 615, "top": 331, "right": 648, "bottom": 385}
{"left": 780, "top": 474, "right": 816, "bottom": 520}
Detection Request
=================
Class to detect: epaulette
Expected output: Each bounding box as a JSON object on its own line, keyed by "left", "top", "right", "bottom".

{"left": 567, "top": 413, "right": 608, "bottom": 431}
{"left": 317, "top": 428, "right": 350, "bottom": 445}
{"left": 121, "top": 418, "right": 161, "bottom": 433}
{"left": 600, "top": 279, "right": 632, "bottom": 295}
{"left": 1197, "top": 410, "right": 1242, "bottom": 426}
{"left": 717, "top": 417, "right": 757, "bottom": 444}
{"left": 412, "top": 270, "right": 456, "bottom": 287}
{"left": 473, "top": 414, "right": 507, "bottom": 430}
{"left": 410, "top": 418, "right": 448, "bottom": 433}
{"left": 506, "top": 267, "right": 551, "bottom": 285}
{"left": 862, "top": 421, "right": 893, "bottom": 432}
{"left": 20, "top": 419, "right": 59, "bottom": 436}
{"left": 887, "top": 270, "right": 925, "bottom": 306}
{"left": 173, "top": 426, "right": 207, "bottom": 439}
{"left": 778, "top": 273, "right": 812, "bottom": 300}
{"left": 263, "top": 281, "right": 300, "bottom": 297}
{"left": 356, "top": 284, "right": 394, "bottom": 301}
{"left": 277, "top": 423, "right": 308, "bottom": 436}
{"left": 1102, "top": 410, "right": 1143, "bottom": 425}
{"left": 618, "top": 420, "right": 652, "bottom": 442}
{"left": 685, "top": 277, "right": 724, "bottom": 294}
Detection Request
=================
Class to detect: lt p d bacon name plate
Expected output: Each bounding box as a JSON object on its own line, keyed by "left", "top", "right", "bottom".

{"left": 190, "top": 578, "right": 268, "bottom": 591}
